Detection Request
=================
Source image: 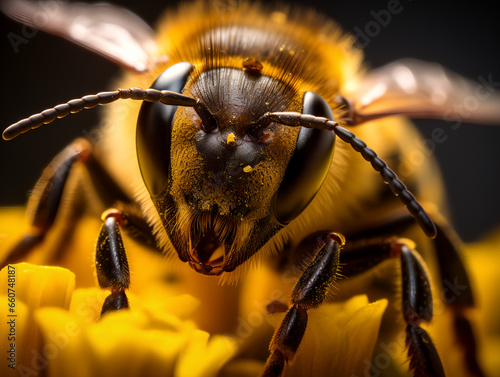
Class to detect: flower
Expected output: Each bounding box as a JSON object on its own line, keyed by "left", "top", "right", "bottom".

{"left": 0, "top": 263, "right": 74, "bottom": 376}
{"left": 1, "top": 207, "right": 498, "bottom": 377}
{"left": 0, "top": 263, "right": 238, "bottom": 377}
{"left": 0, "top": 261, "right": 387, "bottom": 377}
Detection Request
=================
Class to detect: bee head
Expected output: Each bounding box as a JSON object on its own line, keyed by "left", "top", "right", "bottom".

{"left": 137, "top": 62, "right": 336, "bottom": 275}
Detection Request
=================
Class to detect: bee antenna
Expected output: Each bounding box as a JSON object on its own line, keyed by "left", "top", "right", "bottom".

{"left": 2, "top": 87, "right": 206, "bottom": 140}
{"left": 261, "top": 111, "right": 437, "bottom": 238}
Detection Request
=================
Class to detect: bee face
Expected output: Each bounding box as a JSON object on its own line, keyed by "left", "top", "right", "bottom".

{"left": 140, "top": 66, "right": 302, "bottom": 275}
{"left": 134, "top": 51, "right": 340, "bottom": 276}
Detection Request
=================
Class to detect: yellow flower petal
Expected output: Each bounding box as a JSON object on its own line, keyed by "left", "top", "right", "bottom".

{"left": 176, "top": 331, "right": 238, "bottom": 377}
{"left": 265, "top": 295, "right": 388, "bottom": 377}
{"left": 0, "top": 263, "right": 75, "bottom": 376}
{"left": 11, "top": 263, "right": 74, "bottom": 309}
{"left": 34, "top": 302, "right": 237, "bottom": 377}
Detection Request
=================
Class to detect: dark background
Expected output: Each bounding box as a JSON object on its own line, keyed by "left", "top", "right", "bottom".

{"left": 1, "top": 0, "right": 499, "bottom": 242}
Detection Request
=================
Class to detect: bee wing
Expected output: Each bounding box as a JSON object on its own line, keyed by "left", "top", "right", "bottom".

{"left": 347, "top": 58, "right": 500, "bottom": 125}
{"left": 1, "top": 0, "right": 158, "bottom": 73}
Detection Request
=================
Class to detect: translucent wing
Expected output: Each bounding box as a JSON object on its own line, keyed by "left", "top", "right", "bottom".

{"left": 346, "top": 58, "right": 500, "bottom": 125}
{"left": 1, "top": 0, "right": 158, "bottom": 73}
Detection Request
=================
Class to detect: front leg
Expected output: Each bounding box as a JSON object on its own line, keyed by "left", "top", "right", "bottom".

{"left": 95, "top": 209, "right": 131, "bottom": 316}
{"left": 261, "top": 232, "right": 345, "bottom": 377}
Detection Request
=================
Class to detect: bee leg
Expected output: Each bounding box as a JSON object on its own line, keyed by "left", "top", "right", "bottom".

{"left": 0, "top": 139, "right": 91, "bottom": 268}
{"left": 95, "top": 209, "right": 131, "bottom": 316}
{"left": 342, "top": 237, "right": 445, "bottom": 377}
{"left": 432, "top": 221, "right": 484, "bottom": 377}
{"left": 261, "top": 232, "right": 344, "bottom": 377}
{"left": 396, "top": 241, "right": 445, "bottom": 377}
{"left": 353, "top": 210, "right": 484, "bottom": 377}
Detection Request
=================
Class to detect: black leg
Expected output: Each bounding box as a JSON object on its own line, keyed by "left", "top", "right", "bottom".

{"left": 399, "top": 242, "right": 445, "bottom": 377}
{"left": 341, "top": 237, "right": 445, "bottom": 377}
{"left": 348, "top": 210, "right": 484, "bottom": 377}
{"left": 0, "top": 138, "right": 157, "bottom": 268}
{"left": 433, "top": 221, "right": 485, "bottom": 377}
{"left": 261, "top": 233, "right": 344, "bottom": 377}
{"left": 95, "top": 209, "right": 131, "bottom": 316}
{"left": 0, "top": 139, "right": 91, "bottom": 268}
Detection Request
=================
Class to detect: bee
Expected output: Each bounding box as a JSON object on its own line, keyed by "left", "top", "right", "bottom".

{"left": 1, "top": 1, "right": 499, "bottom": 376}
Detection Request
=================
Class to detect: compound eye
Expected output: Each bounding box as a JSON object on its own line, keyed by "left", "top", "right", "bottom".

{"left": 273, "top": 91, "right": 336, "bottom": 224}
{"left": 136, "top": 62, "right": 194, "bottom": 196}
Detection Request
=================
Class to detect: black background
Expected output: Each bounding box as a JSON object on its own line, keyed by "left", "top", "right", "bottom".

{"left": 1, "top": 0, "right": 499, "bottom": 242}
